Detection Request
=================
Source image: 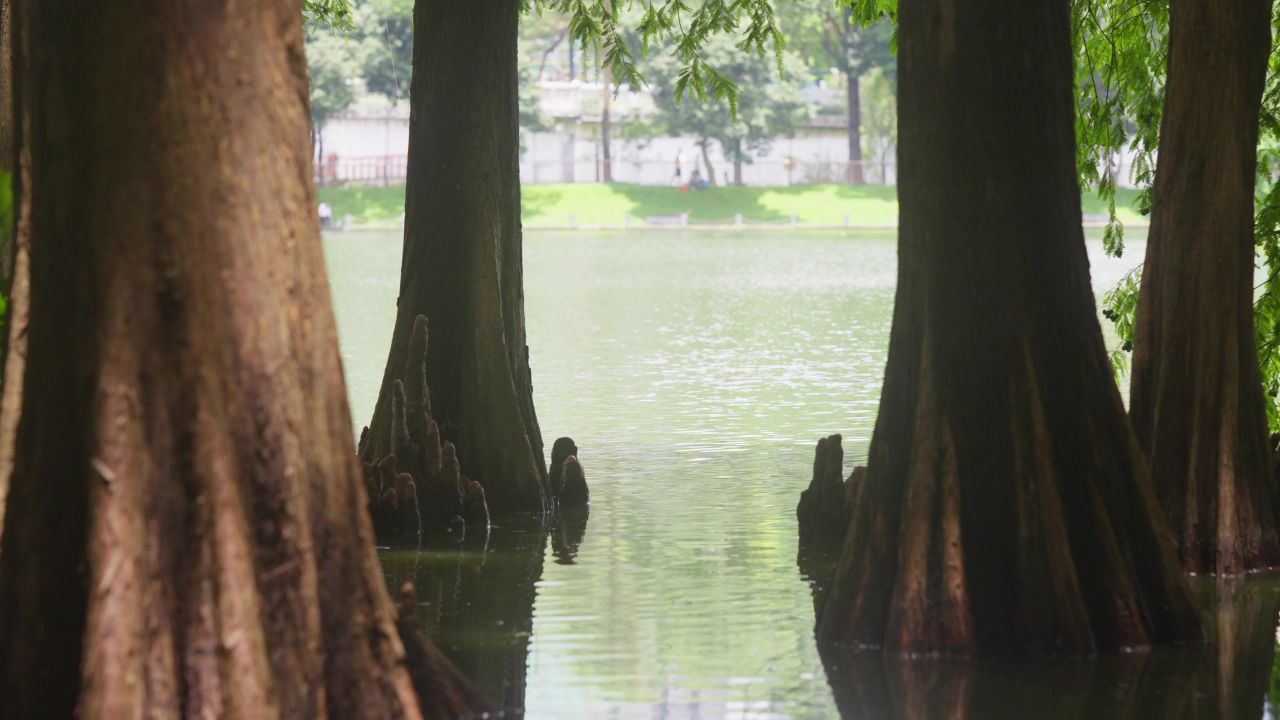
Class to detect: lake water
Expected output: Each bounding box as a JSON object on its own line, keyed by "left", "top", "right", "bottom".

{"left": 324, "top": 229, "right": 1280, "bottom": 719}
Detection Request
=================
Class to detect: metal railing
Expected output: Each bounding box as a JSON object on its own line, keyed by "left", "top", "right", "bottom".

{"left": 315, "top": 155, "right": 897, "bottom": 188}
{"left": 316, "top": 155, "right": 409, "bottom": 187}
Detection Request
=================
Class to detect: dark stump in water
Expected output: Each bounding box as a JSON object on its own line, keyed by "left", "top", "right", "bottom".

{"left": 558, "top": 456, "right": 589, "bottom": 507}
{"left": 548, "top": 436, "right": 589, "bottom": 508}
{"left": 797, "top": 434, "right": 863, "bottom": 543}
{"left": 549, "top": 436, "right": 578, "bottom": 501}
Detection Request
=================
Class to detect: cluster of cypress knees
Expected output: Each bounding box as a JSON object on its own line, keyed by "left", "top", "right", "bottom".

{"left": 357, "top": 315, "right": 589, "bottom": 546}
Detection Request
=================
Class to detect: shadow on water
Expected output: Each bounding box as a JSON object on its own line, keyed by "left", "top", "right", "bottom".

{"left": 799, "top": 544, "right": 1280, "bottom": 719}
{"left": 380, "top": 511, "right": 586, "bottom": 716}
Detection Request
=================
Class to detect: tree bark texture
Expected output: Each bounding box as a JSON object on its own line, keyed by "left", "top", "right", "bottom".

{"left": 362, "top": 0, "right": 546, "bottom": 512}
{"left": 815, "top": 0, "right": 1201, "bottom": 655}
{"left": 0, "top": 0, "right": 10, "bottom": 174}
{"left": 1128, "top": 0, "right": 1279, "bottom": 576}
{"left": 361, "top": 315, "right": 493, "bottom": 546}
{"left": 0, "top": 0, "right": 26, "bottom": 542}
{"left": 0, "top": 2, "right": 485, "bottom": 717}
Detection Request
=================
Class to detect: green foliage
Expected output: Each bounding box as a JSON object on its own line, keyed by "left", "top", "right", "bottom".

{"left": 355, "top": 0, "right": 414, "bottom": 101}
{"left": 1072, "top": 0, "right": 1167, "bottom": 258}
{"left": 1100, "top": 266, "right": 1140, "bottom": 377}
{"left": 1271, "top": 638, "right": 1280, "bottom": 712}
{"left": 1081, "top": 1, "right": 1280, "bottom": 427}
{"left": 860, "top": 66, "right": 896, "bottom": 173}
{"left": 305, "top": 29, "right": 359, "bottom": 130}
{"left": 522, "top": 0, "right": 788, "bottom": 115}
{"left": 644, "top": 32, "right": 810, "bottom": 182}
{"left": 1254, "top": 131, "right": 1280, "bottom": 429}
{"left": 303, "top": 0, "right": 354, "bottom": 31}
{"left": 775, "top": 0, "right": 894, "bottom": 82}
{"left": 519, "top": 67, "right": 552, "bottom": 134}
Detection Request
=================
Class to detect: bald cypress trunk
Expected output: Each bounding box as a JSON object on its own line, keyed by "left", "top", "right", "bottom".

{"left": 0, "top": 0, "right": 23, "bottom": 541}
{"left": 0, "top": 1, "right": 485, "bottom": 716}
{"left": 815, "top": 0, "right": 1200, "bottom": 654}
{"left": 361, "top": 0, "right": 546, "bottom": 512}
{"left": 1128, "top": 0, "right": 1278, "bottom": 576}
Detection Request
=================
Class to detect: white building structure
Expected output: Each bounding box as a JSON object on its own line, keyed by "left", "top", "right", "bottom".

{"left": 316, "top": 79, "right": 897, "bottom": 187}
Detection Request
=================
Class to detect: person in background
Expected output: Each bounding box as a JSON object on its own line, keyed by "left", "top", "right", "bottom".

{"left": 690, "top": 168, "right": 708, "bottom": 190}
{"left": 318, "top": 201, "right": 333, "bottom": 229}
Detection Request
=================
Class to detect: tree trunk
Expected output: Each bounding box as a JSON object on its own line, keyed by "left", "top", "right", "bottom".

{"left": 0, "top": 0, "right": 24, "bottom": 541}
{"left": 601, "top": 66, "right": 612, "bottom": 183}
{"left": 0, "top": 0, "right": 10, "bottom": 175}
{"left": 0, "top": 1, "right": 486, "bottom": 717}
{"left": 732, "top": 139, "right": 743, "bottom": 186}
{"left": 843, "top": 8, "right": 864, "bottom": 186}
{"left": 700, "top": 142, "right": 716, "bottom": 187}
{"left": 815, "top": 0, "right": 1200, "bottom": 655}
{"left": 316, "top": 123, "right": 325, "bottom": 187}
{"left": 1128, "top": 0, "right": 1278, "bottom": 576}
{"left": 362, "top": 0, "right": 546, "bottom": 512}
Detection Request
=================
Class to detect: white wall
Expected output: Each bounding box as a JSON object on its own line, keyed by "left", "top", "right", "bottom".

{"left": 318, "top": 114, "right": 897, "bottom": 187}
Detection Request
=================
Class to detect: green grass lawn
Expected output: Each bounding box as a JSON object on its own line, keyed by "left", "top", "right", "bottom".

{"left": 317, "top": 183, "right": 1147, "bottom": 228}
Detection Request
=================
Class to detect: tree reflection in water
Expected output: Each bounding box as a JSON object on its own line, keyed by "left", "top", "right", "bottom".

{"left": 551, "top": 506, "right": 590, "bottom": 565}
{"left": 380, "top": 511, "right": 588, "bottom": 715}
{"left": 800, "top": 544, "right": 1280, "bottom": 719}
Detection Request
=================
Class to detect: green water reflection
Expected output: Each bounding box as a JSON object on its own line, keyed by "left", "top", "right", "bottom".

{"left": 325, "top": 230, "right": 1280, "bottom": 718}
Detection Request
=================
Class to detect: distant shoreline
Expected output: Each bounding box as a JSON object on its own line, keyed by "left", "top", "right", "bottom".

{"left": 327, "top": 221, "right": 1149, "bottom": 234}
{"left": 317, "top": 181, "right": 1148, "bottom": 232}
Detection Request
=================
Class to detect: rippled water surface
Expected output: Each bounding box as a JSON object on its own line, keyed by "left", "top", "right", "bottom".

{"left": 323, "top": 230, "right": 1280, "bottom": 719}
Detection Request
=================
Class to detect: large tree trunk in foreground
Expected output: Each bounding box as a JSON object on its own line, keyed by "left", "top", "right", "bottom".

{"left": 815, "top": 0, "right": 1200, "bottom": 655}
{"left": 1128, "top": 0, "right": 1278, "bottom": 576}
{"left": 0, "top": 1, "right": 485, "bottom": 716}
{"left": 362, "top": 0, "right": 546, "bottom": 511}
{"left": 0, "top": 0, "right": 25, "bottom": 541}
